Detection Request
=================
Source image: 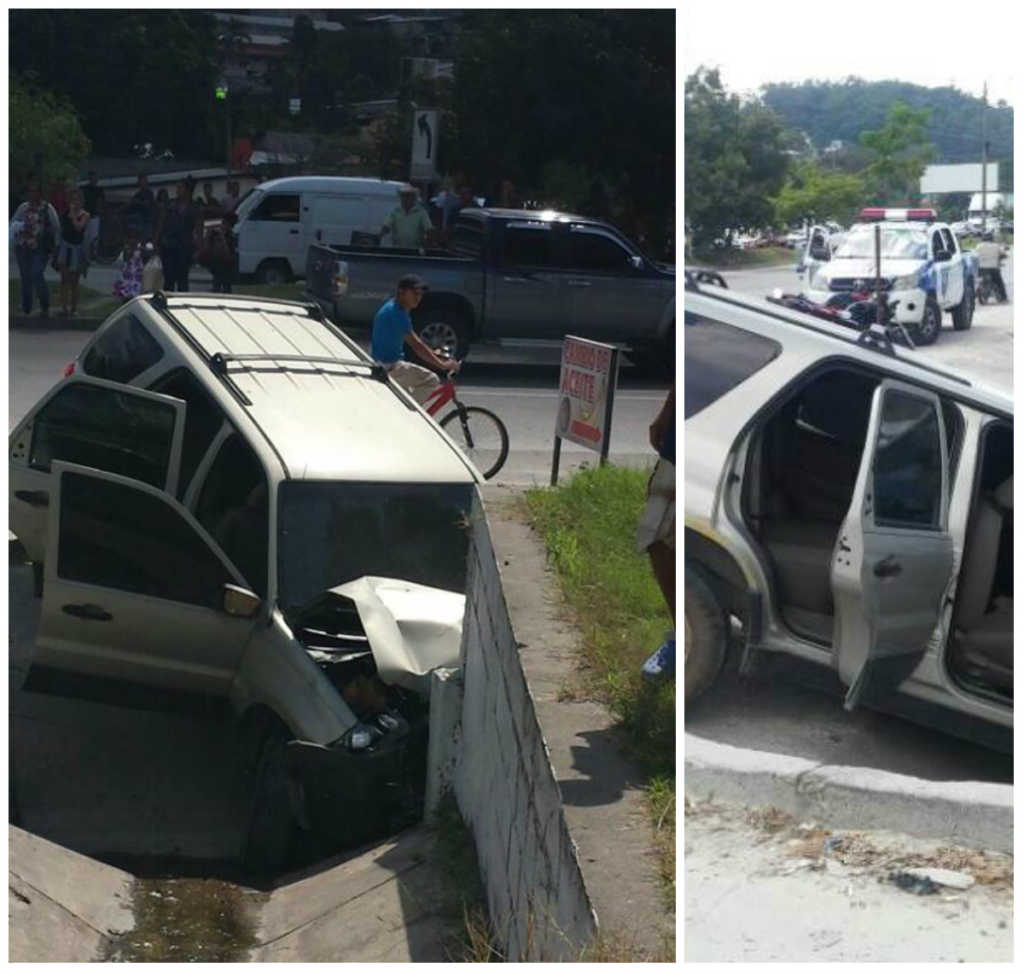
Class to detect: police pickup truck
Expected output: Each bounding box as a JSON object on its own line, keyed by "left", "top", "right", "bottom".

{"left": 799, "top": 208, "right": 977, "bottom": 345}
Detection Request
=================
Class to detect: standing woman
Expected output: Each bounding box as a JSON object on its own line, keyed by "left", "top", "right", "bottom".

{"left": 10, "top": 181, "right": 61, "bottom": 317}
{"left": 57, "top": 189, "right": 90, "bottom": 316}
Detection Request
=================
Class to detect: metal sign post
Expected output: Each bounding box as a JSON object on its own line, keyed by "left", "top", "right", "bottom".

{"left": 550, "top": 336, "right": 621, "bottom": 486}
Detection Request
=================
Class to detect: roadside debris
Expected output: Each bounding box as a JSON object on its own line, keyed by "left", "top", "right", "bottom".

{"left": 889, "top": 871, "right": 940, "bottom": 896}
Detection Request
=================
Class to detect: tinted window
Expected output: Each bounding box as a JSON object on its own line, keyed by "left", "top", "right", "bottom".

{"left": 30, "top": 383, "right": 177, "bottom": 487}
{"left": 196, "top": 434, "right": 268, "bottom": 596}
{"left": 569, "top": 232, "right": 629, "bottom": 271}
{"left": 82, "top": 314, "right": 164, "bottom": 383}
{"left": 250, "top": 193, "right": 300, "bottom": 222}
{"left": 684, "top": 312, "right": 781, "bottom": 418}
{"left": 57, "top": 472, "right": 232, "bottom": 609}
{"left": 873, "top": 390, "right": 942, "bottom": 529}
{"left": 148, "top": 369, "right": 226, "bottom": 498}
{"left": 503, "top": 227, "right": 554, "bottom": 267}
{"left": 450, "top": 222, "right": 483, "bottom": 258}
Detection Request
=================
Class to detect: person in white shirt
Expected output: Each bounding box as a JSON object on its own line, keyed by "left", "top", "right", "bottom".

{"left": 975, "top": 232, "right": 1008, "bottom": 302}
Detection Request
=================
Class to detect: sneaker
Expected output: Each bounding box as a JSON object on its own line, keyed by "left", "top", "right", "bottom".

{"left": 642, "top": 638, "right": 675, "bottom": 681}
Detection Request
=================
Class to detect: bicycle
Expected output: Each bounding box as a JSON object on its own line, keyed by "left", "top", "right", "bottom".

{"left": 422, "top": 371, "right": 509, "bottom": 480}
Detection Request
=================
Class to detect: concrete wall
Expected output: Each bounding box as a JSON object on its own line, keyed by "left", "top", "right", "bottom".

{"left": 433, "top": 490, "right": 597, "bottom": 960}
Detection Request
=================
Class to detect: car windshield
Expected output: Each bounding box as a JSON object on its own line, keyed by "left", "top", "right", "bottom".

{"left": 833, "top": 227, "right": 929, "bottom": 260}
{"left": 277, "top": 481, "right": 474, "bottom": 615}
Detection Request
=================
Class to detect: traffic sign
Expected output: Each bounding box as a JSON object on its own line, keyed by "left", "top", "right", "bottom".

{"left": 410, "top": 109, "right": 438, "bottom": 181}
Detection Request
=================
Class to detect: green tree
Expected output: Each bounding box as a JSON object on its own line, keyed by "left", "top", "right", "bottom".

{"left": 684, "top": 67, "right": 789, "bottom": 247}
{"left": 858, "top": 101, "right": 934, "bottom": 204}
{"left": 10, "top": 75, "right": 91, "bottom": 199}
{"left": 771, "top": 161, "right": 865, "bottom": 227}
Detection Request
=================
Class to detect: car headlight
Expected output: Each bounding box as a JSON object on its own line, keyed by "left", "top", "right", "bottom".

{"left": 891, "top": 271, "right": 921, "bottom": 290}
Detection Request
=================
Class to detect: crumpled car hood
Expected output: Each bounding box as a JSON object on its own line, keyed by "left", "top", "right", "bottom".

{"left": 333, "top": 577, "right": 464, "bottom": 694}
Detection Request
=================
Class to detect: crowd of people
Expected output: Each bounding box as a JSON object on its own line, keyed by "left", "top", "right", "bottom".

{"left": 10, "top": 172, "right": 242, "bottom": 313}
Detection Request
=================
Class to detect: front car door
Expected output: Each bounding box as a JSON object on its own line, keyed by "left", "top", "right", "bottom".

{"left": 485, "top": 221, "right": 570, "bottom": 338}
{"left": 798, "top": 225, "right": 830, "bottom": 285}
{"left": 831, "top": 379, "right": 954, "bottom": 710}
{"left": 35, "top": 463, "right": 259, "bottom": 694}
{"left": 9, "top": 376, "right": 186, "bottom": 564}
{"left": 237, "top": 191, "right": 303, "bottom": 276}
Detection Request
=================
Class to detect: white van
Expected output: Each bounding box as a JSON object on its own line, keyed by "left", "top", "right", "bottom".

{"left": 233, "top": 176, "right": 408, "bottom": 283}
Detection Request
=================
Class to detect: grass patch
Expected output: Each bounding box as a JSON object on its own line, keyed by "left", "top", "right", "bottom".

{"left": 689, "top": 245, "right": 797, "bottom": 269}
{"left": 523, "top": 463, "right": 675, "bottom": 904}
{"left": 10, "top": 278, "right": 121, "bottom": 319}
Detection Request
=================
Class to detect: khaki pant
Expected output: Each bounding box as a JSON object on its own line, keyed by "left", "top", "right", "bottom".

{"left": 636, "top": 458, "right": 675, "bottom": 552}
{"left": 387, "top": 360, "right": 440, "bottom": 405}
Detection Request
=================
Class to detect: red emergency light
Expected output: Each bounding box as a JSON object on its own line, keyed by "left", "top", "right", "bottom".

{"left": 859, "top": 207, "right": 937, "bottom": 223}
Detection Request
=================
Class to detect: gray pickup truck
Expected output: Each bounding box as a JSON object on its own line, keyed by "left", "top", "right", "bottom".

{"left": 305, "top": 207, "right": 675, "bottom": 365}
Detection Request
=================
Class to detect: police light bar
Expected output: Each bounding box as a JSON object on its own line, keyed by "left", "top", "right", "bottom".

{"left": 859, "top": 207, "right": 937, "bottom": 223}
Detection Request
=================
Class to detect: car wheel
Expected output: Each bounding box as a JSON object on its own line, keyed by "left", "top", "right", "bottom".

{"left": 243, "top": 723, "right": 295, "bottom": 874}
{"left": 952, "top": 281, "right": 974, "bottom": 330}
{"left": 912, "top": 297, "right": 942, "bottom": 346}
{"left": 684, "top": 565, "right": 728, "bottom": 703}
{"left": 256, "top": 260, "right": 291, "bottom": 286}
{"left": 415, "top": 310, "right": 469, "bottom": 359}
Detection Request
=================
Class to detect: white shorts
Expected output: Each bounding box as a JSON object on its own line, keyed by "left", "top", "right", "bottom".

{"left": 636, "top": 458, "right": 675, "bottom": 552}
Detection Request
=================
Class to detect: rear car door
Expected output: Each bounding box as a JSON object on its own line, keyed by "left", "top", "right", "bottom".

{"left": 9, "top": 376, "right": 185, "bottom": 564}
{"left": 310, "top": 193, "right": 371, "bottom": 248}
{"left": 485, "top": 222, "right": 570, "bottom": 338}
{"left": 830, "top": 380, "right": 954, "bottom": 710}
{"left": 35, "top": 464, "right": 259, "bottom": 694}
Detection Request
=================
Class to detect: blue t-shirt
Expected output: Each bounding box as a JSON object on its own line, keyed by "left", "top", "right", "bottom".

{"left": 371, "top": 298, "right": 412, "bottom": 363}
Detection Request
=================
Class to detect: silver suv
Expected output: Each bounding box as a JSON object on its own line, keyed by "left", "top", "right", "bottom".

{"left": 9, "top": 292, "right": 480, "bottom": 866}
{"left": 684, "top": 274, "right": 1012, "bottom": 750}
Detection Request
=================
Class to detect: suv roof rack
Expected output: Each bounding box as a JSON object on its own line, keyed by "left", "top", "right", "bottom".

{"left": 695, "top": 283, "right": 971, "bottom": 388}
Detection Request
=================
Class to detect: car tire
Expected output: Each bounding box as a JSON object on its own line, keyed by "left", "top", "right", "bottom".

{"left": 256, "top": 260, "right": 291, "bottom": 286}
{"left": 414, "top": 309, "right": 470, "bottom": 359}
{"left": 243, "top": 723, "right": 295, "bottom": 874}
{"left": 952, "top": 280, "right": 974, "bottom": 330}
{"left": 912, "top": 297, "right": 942, "bottom": 346}
{"left": 684, "top": 565, "right": 728, "bottom": 703}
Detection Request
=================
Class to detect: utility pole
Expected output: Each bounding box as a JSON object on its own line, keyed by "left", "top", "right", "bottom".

{"left": 981, "top": 81, "right": 988, "bottom": 233}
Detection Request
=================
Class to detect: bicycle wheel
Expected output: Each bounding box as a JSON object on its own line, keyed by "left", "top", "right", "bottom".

{"left": 440, "top": 405, "right": 509, "bottom": 479}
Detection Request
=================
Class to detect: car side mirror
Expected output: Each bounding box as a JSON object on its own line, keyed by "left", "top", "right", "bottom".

{"left": 223, "top": 583, "right": 261, "bottom": 618}
{"left": 810, "top": 244, "right": 831, "bottom": 262}
{"left": 934, "top": 249, "right": 952, "bottom": 263}
{"left": 628, "top": 255, "right": 644, "bottom": 270}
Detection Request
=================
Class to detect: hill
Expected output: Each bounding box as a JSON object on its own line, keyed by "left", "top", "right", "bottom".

{"left": 762, "top": 78, "right": 1012, "bottom": 176}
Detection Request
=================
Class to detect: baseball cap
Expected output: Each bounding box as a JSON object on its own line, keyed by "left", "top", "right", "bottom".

{"left": 398, "top": 273, "right": 428, "bottom": 291}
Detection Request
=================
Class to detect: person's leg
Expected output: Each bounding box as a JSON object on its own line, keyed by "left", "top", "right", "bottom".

{"left": 31, "top": 251, "right": 50, "bottom": 314}
{"left": 180, "top": 251, "right": 191, "bottom": 292}
{"left": 60, "top": 266, "right": 70, "bottom": 314}
{"left": 996, "top": 271, "right": 1008, "bottom": 302}
{"left": 162, "top": 249, "right": 179, "bottom": 291}
{"left": 388, "top": 360, "right": 441, "bottom": 405}
{"left": 15, "top": 247, "right": 33, "bottom": 314}
{"left": 637, "top": 459, "right": 676, "bottom": 679}
{"left": 648, "top": 540, "right": 675, "bottom": 623}
{"left": 69, "top": 269, "right": 81, "bottom": 314}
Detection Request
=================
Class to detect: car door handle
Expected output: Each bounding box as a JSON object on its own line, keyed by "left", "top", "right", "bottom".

{"left": 567, "top": 279, "right": 592, "bottom": 287}
{"left": 289, "top": 229, "right": 300, "bottom": 235}
{"left": 502, "top": 275, "right": 531, "bottom": 283}
{"left": 873, "top": 556, "right": 902, "bottom": 578}
{"left": 15, "top": 489, "right": 49, "bottom": 508}
{"left": 62, "top": 603, "right": 113, "bottom": 622}
{"left": 316, "top": 229, "right": 322, "bottom": 241}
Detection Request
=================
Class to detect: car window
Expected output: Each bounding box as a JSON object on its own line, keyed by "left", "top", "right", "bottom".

{"left": 873, "top": 389, "right": 943, "bottom": 529}
{"left": 502, "top": 227, "right": 555, "bottom": 267}
{"left": 56, "top": 471, "right": 233, "bottom": 610}
{"left": 196, "top": 433, "right": 268, "bottom": 596}
{"left": 29, "top": 383, "right": 177, "bottom": 487}
{"left": 450, "top": 221, "right": 483, "bottom": 258}
{"left": 249, "top": 193, "right": 301, "bottom": 222}
{"left": 568, "top": 232, "right": 630, "bottom": 271}
{"left": 940, "top": 228, "right": 956, "bottom": 253}
{"left": 684, "top": 312, "right": 782, "bottom": 418}
{"left": 148, "top": 368, "right": 227, "bottom": 499}
{"left": 82, "top": 313, "right": 164, "bottom": 383}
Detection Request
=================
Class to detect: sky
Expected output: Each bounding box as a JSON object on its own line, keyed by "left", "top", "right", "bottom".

{"left": 684, "top": 2, "right": 1016, "bottom": 106}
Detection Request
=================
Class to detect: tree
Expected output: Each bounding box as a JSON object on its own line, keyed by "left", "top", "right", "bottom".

{"left": 684, "top": 67, "right": 789, "bottom": 247}
{"left": 771, "top": 161, "right": 865, "bottom": 227}
{"left": 858, "top": 101, "right": 934, "bottom": 204}
{"left": 10, "top": 75, "right": 91, "bottom": 200}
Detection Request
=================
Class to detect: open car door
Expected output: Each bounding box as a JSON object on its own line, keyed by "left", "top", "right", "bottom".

{"left": 831, "top": 379, "right": 954, "bottom": 710}
{"left": 9, "top": 376, "right": 186, "bottom": 565}
{"left": 798, "top": 225, "right": 831, "bottom": 284}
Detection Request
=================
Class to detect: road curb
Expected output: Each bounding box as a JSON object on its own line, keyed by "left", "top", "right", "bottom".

{"left": 684, "top": 732, "right": 1012, "bottom": 854}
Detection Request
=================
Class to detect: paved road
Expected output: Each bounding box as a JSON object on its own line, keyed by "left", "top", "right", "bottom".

{"left": 9, "top": 325, "right": 669, "bottom": 485}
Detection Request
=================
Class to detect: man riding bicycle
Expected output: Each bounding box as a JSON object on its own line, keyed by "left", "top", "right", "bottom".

{"left": 372, "top": 274, "right": 460, "bottom": 404}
